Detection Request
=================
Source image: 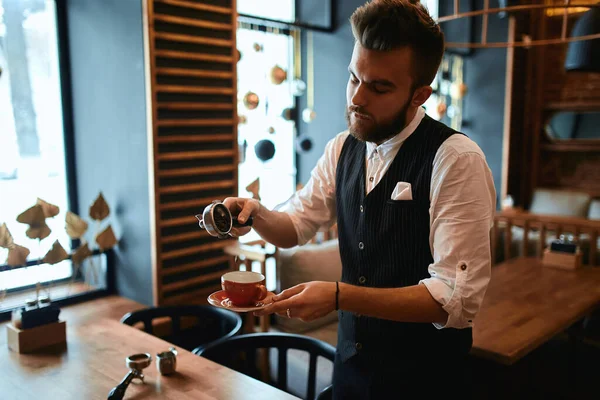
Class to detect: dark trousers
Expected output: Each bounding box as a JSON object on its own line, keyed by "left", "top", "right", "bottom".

{"left": 332, "top": 352, "right": 473, "bottom": 400}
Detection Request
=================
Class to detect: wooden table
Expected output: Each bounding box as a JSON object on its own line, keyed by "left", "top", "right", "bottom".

{"left": 471, "top": 257, "right": 600, "bottom": 365}
{"left": 0, "top": 296, "right": 298, "bottom": 399}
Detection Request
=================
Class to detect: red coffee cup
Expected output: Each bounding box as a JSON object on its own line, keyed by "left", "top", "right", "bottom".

{"left": 221, "top": 271, "right": 268, "bottom": 307}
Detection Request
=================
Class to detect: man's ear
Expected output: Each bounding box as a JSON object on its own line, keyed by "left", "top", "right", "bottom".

{"left": 411, "top": 86, "right": 433, "bottom": 107}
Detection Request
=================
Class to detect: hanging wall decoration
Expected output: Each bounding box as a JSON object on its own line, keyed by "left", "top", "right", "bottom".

{"left": 243, "top": 91, "right": 260, "bottom": 110}
{"left": 0, "top": 223, "right": 30, "bottom": 267}
{"left": 296, "top": 135, "right": 314, "bottom": 153}
{"left": 291, "top": 29, "right": 306, "bottom": 97}
{"left": 302, "top": 30, "right": 317, "bottom": 123}
{"left": 245, "top": 177, "right": 261, "bottom": 201}
{"left": 254, "top": 139, "right": 276, "bottom": 162}
{"left": 270, "top": 65, "right": 287, "bottom": 85}
{"left": 281, "top": 107, "right": 297, "bottom": 121}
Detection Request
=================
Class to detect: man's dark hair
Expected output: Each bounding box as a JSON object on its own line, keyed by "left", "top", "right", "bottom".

{"left": 350, "top": 0, "right": 445, "bottom": 89}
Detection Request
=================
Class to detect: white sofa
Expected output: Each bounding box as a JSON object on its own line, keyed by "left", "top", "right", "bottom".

{"left": 274, "top": 239, "right": 342, "bottom": 335}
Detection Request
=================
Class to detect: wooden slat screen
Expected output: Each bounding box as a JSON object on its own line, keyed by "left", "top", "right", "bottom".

{"left": 145, "top": 0, "right": 238, "bottom": 305}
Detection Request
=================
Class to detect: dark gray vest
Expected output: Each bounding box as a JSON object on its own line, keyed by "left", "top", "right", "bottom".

{"left": 335, "top": 114, "right": 472, "bottom": 365}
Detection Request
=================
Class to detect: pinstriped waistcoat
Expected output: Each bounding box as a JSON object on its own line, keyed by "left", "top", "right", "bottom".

{"left": 335, "top": 115, "right": 472, "bottom": 365}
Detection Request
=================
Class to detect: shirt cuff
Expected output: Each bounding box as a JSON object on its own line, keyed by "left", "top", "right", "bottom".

{"left": 420, "top": 277, "right": 471, "bottom": 330}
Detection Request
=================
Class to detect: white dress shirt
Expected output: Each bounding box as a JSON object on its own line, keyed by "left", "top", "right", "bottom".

{"left": 277, "top": 107, "right": 496, "bottom": 329}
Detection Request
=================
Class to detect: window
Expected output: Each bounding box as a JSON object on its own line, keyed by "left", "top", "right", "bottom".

{"left": 0, "top": 0, "right": 103, "bottom": 314}
{"left": 236, "top": 1, "right": 297, "bottom": 244}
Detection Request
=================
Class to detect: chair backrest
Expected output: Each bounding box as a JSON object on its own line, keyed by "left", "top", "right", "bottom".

{"left": 120, "top": 305, "right": 242, "bottom": 352}
{"left": 194, "top": 332, "right": 336, "bottom": 400}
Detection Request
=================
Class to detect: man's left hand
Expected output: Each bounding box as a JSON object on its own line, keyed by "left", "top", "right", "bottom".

{"left": 254, "top": 281, "right": 337, "bottom": 322}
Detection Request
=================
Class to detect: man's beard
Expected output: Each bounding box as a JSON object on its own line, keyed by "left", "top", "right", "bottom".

{"left": 345, "top": 99, "right": 411, "bottom": 144}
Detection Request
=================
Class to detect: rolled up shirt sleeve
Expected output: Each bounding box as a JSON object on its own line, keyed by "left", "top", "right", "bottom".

{"left": 276, "top": 132, "right": 347, "bottom": 245}
{"left": 419, "top": 146, "right": 496, "bottom": 329}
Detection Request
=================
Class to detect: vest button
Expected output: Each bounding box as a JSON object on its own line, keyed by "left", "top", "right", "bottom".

{"left": 360, "top": 205, "right": 364, "bottom": 212}
{"left": 358, "top": 276, "right": 366, "bottom": 284}
{"left": 460, "top": 264, "right": 467, "bottom": 271}
{"left": 369, "top": 177, "right": 374, "bottom": 182}
{"left": 358, "top": 242, "right": 364, "bottom": 250}
{"left": 355, "top": 342, "right": 363, "bottom": 350}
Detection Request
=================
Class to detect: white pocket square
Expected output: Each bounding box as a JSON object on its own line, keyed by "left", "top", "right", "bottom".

{"left": 391, "top": 182, "right": 413, "bottom": 200}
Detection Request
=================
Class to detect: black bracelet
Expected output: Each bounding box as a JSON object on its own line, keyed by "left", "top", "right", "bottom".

{"left": 335, "top": 281, "right": 340, "bottom": 311}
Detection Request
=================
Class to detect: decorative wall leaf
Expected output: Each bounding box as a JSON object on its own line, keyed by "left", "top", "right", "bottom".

{"left": 95, "top": 225, "right": 117, "bottom": 250}
{"left": 36, "top": 198, "right": 60, "bottom": 218}
{"left": 43, "top": 240, "right": 69, "bottom": 265}
{"left": 245, "top": 177, "right": 261, "bottom": 201}
{"left": 25, "top": 223, "right": 51, "bottom": 240}
{"left": 89, "top": 193, "right": 110, "bottom": 221}
{"left": 72, "top": 242, "right": 92, "bottom": 265}
{"left": 65, "top": 211, "right": 88, "bottom": 239}
{"left": 6, "top": 245, "right": 30, "bottom": 267}
{"left": 17, "top": 204, "right": 45, "bottom": 226}
{"left": 0, "top": 223, "right": 14, "bottom": 249}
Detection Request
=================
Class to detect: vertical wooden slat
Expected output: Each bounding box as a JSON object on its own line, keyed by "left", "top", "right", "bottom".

{"left": 491, "top": 221, "right": 499, "bottom": 266}
{"left": 144, "top": 0, "right": 162, "bottom": 305}
{"left": 521, "top": 220, "right": 530, "bottom": 257}
{"left": 482, "top": 0, "right": 489, "bottom": 45}
{"left": 504, "top": 219, "right": 513, "bottom": 261}
{"left": 538, "top": 223, "right": 547, "bottom": 257}
{"left": 590, "top": 231, "right": 598, "bottom": 267}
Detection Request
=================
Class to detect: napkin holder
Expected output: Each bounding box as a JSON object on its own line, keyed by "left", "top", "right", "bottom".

{"left": 542, "top": 248, "right": 582, "bottom": 271}
{"left": 6, "top": 304, "right": 66, "bottom": 353}
{"left": 7, "top": 320, "right": 67, "bottom": 353}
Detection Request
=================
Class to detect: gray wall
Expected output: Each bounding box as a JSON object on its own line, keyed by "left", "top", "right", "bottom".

{"left": 295, "top": 0, "right": 359, "bottom": 184}
{"left": 67, "top": 0, "right": 153, "bottom": 305}
{"left": 296, "top": 0, "right": 508, "bottom": 204}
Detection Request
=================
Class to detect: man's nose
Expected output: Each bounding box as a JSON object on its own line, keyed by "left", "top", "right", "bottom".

{"left": 351, "top": 83, "right": 368, "bottom": 107}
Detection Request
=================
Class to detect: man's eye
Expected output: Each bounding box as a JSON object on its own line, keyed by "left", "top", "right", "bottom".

{"left": 350, "top": 74, "right": 359, "bottom": 83}
{"left": 373, "top": 86, "right": 388, "bottom": 94}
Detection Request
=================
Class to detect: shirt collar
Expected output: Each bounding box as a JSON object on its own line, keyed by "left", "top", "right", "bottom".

{"left": 366, "top": 107, "right": 426, "bottom": 160}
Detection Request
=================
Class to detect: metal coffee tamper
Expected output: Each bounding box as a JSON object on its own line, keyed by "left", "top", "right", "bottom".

{"left": 107, "top": 353, "right": 152, "bottom": 400}
{"left": 157, "top": 347, "right": 178, "bottom": 375}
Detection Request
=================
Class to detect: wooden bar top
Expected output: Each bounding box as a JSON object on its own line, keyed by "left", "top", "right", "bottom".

{"left": 0, "top": 296, "right": 298, "bottom": 399}
{"left": 472, "top": 257, "right": 600, "bottom": 365}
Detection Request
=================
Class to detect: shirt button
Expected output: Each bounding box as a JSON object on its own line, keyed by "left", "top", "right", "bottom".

{"left": 358, "top": 276, "right": 366, "bottom": 284}
{"left": 460, "top": 264, "right": 467, "bottom": 271}
{"left": 355, "top": 342, "right": 363, "bottom": 350}
{"left": 369, "top": 177, "right": 374, "bottom": 182}
{"left": 358, "top": 242, "right": 364, "bottom": 250}
{"left": 360, "top": 205, "right": 364, "bottom": 212}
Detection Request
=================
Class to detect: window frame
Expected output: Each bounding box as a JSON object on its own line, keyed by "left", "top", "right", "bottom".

{"left": 0, "top": 0, "right": 114, "bottom": 321}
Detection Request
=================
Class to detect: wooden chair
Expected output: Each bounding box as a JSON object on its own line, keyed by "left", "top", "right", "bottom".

{"left": 193, "top": 332, "right": 336, "bottom": 400}
{"left": 120, "top": 305, "right": 242, "bottom": 352}
{"left": 492, "top": 209, "right": 600, "bottom": 266}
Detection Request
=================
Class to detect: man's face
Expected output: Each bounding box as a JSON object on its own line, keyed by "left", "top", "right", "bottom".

{"left": 346, "top": 43, "right": 417, "bottom": 144}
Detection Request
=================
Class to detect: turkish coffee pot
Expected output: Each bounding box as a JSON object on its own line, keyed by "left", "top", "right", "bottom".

{"left": 196, "top": 200, "right": 253, "bottom": 239}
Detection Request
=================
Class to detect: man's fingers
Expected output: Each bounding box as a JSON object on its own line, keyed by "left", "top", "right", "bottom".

{"left": 273, "top": 285, "right": 304, "bottom": 302}
{"left": 222, "top": 197, "right": 242, "bottom": 213}
{"left": 255, "top": 297, "right": 295, "bottom": 316}
{"left": 237, "top": 200, "right": 258, "bottom": 224}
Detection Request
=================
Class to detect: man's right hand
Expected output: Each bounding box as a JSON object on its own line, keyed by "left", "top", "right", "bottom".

{"left": 222, "top": 197, "right": 261, "bottom": 237}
